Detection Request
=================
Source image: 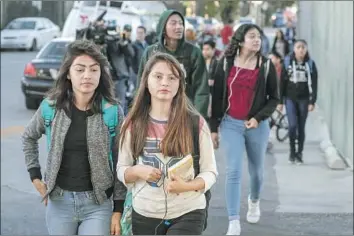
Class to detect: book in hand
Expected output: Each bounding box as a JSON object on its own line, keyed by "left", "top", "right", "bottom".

{"left": 168, "top": 154, "right": 194, "bottom": 182}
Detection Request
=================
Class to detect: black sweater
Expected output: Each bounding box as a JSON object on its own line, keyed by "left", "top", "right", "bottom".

{"left": 210, "top": 55, "right": 280, "bottom": 133}
{"left": 279, "top": 58, "right": 318, "bottom": 104}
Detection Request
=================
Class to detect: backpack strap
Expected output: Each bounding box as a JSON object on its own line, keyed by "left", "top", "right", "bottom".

{"left": 191, "top": 114, "right": 200, "bottom": 176}
{"left": 101, "top": 98, "right": 119, "bottom": 172}
{"left": 40, "top": 99, "right": 56, "bottom": 151}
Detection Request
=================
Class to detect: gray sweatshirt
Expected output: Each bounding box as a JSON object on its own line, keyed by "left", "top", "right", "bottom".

{"left": 22, "top": 104, "right": 127, "bottom": 210}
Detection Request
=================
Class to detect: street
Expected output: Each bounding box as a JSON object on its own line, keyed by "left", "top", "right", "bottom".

{"left": 1, "top": 50, "right": 353, "bottom": 235}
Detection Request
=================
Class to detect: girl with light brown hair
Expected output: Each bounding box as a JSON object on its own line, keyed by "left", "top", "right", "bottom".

{"left": 117, "top": 52, "right": 218, "bottom": 235}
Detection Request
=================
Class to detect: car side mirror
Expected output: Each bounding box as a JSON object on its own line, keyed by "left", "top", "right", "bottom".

{"left": 37, "top": 27, "right": 45, "bottom": 31}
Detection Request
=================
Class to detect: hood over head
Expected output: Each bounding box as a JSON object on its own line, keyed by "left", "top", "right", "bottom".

{"left": 156, "top": 10, "right": 185, "bottom": 47}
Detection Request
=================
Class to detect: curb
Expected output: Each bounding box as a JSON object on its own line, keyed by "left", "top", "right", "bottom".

{"left": 320, "top": 140, "right": 347, "bottom": 170}
{"left": 315, "top": 107, "right": 348, "bottom": 170}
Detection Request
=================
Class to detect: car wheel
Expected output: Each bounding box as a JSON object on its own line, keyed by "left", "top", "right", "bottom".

{"left": 25, "top": 97, "right": 38, "bottom": 110}
{"left": 30, "top": 39, "right": 37, "bottom": 51}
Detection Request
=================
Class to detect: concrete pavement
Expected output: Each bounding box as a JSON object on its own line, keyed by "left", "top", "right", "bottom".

{"left": 1, "top": 51, "right": 353, "bottom": 235}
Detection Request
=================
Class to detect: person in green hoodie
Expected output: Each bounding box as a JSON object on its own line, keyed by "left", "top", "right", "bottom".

{"left": 137, "top": 10, "right": 209, "bottom": 118}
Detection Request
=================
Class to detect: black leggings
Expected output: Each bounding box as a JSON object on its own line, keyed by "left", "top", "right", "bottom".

{"left": 132, "top": 209, "right": 206, "bottom": 235}
{"left": 285, "top": 98, "right": 309, "bottom": 154}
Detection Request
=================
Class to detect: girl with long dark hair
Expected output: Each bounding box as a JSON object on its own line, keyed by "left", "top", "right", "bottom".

{"left": 22, "top": 40, "right": 126, "bottom": 235}
{"left": 278, "top": 39, "right": 318, "bottom": 164}
{"left": 210, "top": 24, "right": 279, "bottom": 235}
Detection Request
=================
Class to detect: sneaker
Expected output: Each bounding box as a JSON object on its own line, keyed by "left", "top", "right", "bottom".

{"left": 247, "top": 197, "right": 261, "bottom": 224}
{"left": 295, "top": 153, "right": 304, "bottom": 165}
{"left": 226, "top": 219, "right": 241, "bottom": 235}
{"left": 289, "top": 153, "right": 296, "bottom": 164}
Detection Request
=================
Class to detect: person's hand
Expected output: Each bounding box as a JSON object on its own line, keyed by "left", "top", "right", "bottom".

{"left": 137, "top": 165, "right": 162, "bottom": 182}
{"left": 245, "top": 118, "right": 259, "bottom": 129}
{"left": 166, "top": 174, "right": 188, "bottom": 194}
{"left": 211, "top": 132, "right": 219, "bottom": 149}
{"left": 277, "top": 104, "right": 283, "bottom": 112}
{"left": 308, "top": 104, "right": 315, "bottom": 112}
{"left": 33, "top": 179, "right": 48, "bottom": 206}
{"left": 110, "top": 212, "right": 122, "bottom": 235}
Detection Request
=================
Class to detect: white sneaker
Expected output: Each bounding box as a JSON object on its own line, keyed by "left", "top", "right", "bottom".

{"left": 226, "top": 219, "right": 241, "bottom": 235}
{"left": 247, "top": 197, "right": 261, "bottom": 223}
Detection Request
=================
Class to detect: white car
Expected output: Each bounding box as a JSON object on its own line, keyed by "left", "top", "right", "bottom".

{"left": 1, "top": 17, "right": 61, "bottom": 51}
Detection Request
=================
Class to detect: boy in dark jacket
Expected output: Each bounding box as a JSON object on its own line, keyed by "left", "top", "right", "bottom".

{"left": 137, "top": 10, "right": 209, "bottom": 118}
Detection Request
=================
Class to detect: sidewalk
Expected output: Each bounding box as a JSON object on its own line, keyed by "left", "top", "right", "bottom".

{"left": 1, "top": 110, "right": 352, "bottom": 235}
{"left": 203, "top": 110, "right": 353, "bottom": 235}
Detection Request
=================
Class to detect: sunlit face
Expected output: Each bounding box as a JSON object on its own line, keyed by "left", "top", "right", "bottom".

{"left": 68, "top": 54, "right": 100, "bottom": 95}
{"left": 147, "top": 61, "right": 180, "bottom": 102}
{"left": 165, "top": 14, "right": 184, "bottom": 40}
{"left": 242, "top": 28, "right": 262, "bottom": 53}
{"left": 269, "top": 54, "right": 281, "bottom": 65}
{"left": 202, "top": 44, "right": 215, "bottom": 59}
{"left": 294, "top": 41, "right": 307, "bottom": 59}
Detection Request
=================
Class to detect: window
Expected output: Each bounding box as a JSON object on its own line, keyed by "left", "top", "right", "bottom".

{"left": 5, "top": 20, "right": 36, "bottom": 30}
{"left": 37, "top": 41, "right": 70, "bottom": 60}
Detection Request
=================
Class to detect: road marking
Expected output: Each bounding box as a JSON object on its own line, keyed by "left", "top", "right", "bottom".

{"left": 1, "top": 126, "right": 25, "bottom": 138}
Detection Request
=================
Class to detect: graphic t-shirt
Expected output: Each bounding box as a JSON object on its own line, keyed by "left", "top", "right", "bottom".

{"left": 117, "top": 116, "right": 218, "bottom": 219}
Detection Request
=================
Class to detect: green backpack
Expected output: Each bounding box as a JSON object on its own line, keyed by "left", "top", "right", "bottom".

{"left": 119, "top": 114, "right": 211, "bottom": 236}
{"left": 40, "top": 98, "right": 119, "bottom": 171}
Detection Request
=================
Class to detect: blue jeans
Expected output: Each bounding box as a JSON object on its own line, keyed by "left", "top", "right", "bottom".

{"left": 285, "top": 98, "right": 309, "bottom": 154}
{"left": 46, "top": 186, "right": 112, "bottom": 235}
{"left": 115, "top": 79, "right": 128, "bottom": 114}
{"left": 220, "top": 115, "right": 270, "bottom": 220}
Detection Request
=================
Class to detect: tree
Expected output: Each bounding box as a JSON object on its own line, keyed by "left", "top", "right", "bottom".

{"left": 219, "top": 0, "right": 239, "bottom": 24}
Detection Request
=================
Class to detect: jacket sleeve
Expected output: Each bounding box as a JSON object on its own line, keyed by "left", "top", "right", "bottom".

{"left": 192, "top": 48, "right": 209, "bottom": 118}
{"left": 22, "top": 106, "right": 46, "bottom": 182}
{"left": 279, "top": 64, "right": 288, "bottom": 105}
{"left": 310, "top": 61, "right": 318, "bottom": 105}
{"left": 254, "top": 60, "right": 280, "bottom": 122}
{"left": 112, "top": 104, "right": 127, "bottom": 213}
{"left": 136, "top": 46, "right": 149, "bottom": 88}
{"left": 210, "top": 57, "right": 226, "bottom": 133}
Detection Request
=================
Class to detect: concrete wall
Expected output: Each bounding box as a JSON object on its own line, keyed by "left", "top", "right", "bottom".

{"left": 297, "top": 1, "right": 353, "bottom": 166}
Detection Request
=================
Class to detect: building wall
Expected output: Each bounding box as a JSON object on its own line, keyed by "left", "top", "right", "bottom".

{"left": 297, "top": 1, "right": 353, "bottom": 164}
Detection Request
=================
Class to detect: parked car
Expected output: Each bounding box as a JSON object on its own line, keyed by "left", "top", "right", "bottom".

{"left": 1, "top": 17, "right": 60, "bottom": 51}
{"left": 21, "top": 37, "right": 74, "bottom": 109}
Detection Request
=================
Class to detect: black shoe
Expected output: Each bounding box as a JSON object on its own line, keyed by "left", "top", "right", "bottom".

{"left": 289, "top": 153, "right": 296, "bottom": 164}
{"left": 295, "top": 153, "right": 304, "bottom": 165}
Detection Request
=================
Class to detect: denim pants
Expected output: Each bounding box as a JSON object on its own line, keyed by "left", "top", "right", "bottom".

{"left": 46, "top": 186, "right": 112, "bottom": 235}
{"left": 220, "top": 115, "right": 270, "bottom": 220}
{"left": 115, "top": 79, "right": 128, "bottom": 114}
{"left": 285, "top": 98, "right": 309, "bottom": 154}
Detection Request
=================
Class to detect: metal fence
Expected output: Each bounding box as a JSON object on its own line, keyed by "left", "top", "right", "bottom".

{"left": 297, "top": 1, "right": 353, "bottom": 165}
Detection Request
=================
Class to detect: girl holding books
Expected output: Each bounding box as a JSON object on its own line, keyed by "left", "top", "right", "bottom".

{"left": 117, "top": 52, "right": 218, "bottom": 235}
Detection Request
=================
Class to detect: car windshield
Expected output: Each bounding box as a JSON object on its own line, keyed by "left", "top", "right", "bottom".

{"left": 186, "top": 18, "right": 198, "bottom": 26}
{"left": 5, "top": 20, "right": 36, "bottom": 30}
{"left": 37, "top": 41, "right": 70, "bottom": 60}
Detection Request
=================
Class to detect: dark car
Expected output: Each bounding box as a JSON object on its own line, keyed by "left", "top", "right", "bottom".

{"left": 21, "top": 37, "right": 74, "bottom": 109}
